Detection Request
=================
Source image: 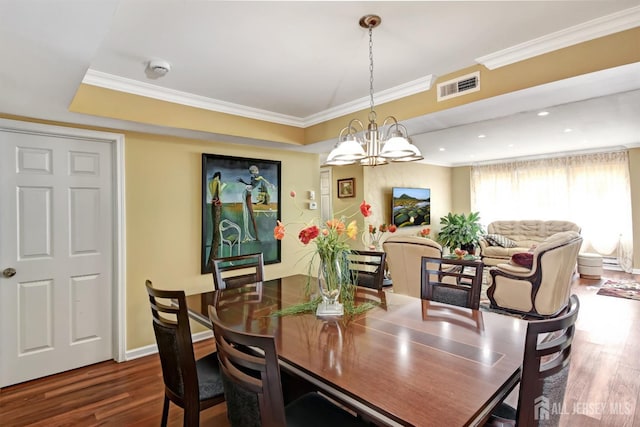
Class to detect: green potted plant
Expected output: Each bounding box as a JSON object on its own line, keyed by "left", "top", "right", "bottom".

{"left": 437, "top": 212, "right": 485, "bottom": 254}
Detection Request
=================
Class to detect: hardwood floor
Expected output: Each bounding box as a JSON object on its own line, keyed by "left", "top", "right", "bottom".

{"left": 559, "top": 271, "right": 640, "bottom": 427}
{"left": 1, "top": 271, "right": 639, "bottom": 426}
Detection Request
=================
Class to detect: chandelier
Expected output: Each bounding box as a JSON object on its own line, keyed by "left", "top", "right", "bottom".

{"left": 325, "top": 15, "right": 423, "bottom": 167}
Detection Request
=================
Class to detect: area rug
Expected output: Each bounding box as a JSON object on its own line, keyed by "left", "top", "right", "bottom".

{"left": 597, "top": 280, "right": 640, "bottom": 301}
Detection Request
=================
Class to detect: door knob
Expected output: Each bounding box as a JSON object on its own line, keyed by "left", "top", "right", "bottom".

{"left": 3, "top": 268, "right": 16, "bottom": 278}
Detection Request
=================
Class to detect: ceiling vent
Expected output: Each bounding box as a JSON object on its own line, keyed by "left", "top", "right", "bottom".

{"left": 437, "top": 71, "right": 480, "bottom": 102}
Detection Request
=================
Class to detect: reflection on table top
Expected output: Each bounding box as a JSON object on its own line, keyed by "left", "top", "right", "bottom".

{"left": 185, "top": 274, "right": 527, "bottom": 426}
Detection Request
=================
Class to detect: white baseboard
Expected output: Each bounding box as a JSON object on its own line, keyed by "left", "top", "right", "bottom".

{"left": 125, "top": 343, "right": 157, "bottom": 361}
{"left": 123, "top": 330, "right": 214, "bottom": 361}
{"left": 603, "top": 264, "right": 640, "bottom": 275}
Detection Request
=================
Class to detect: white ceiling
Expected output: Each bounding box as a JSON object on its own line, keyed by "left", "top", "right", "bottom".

{"left": 1, "top": 1, "right": 639, "bottom": 166}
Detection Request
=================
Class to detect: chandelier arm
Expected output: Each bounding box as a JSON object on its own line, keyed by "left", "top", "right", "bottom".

{"left": 347, "top": 118, "right": 365, "bottom": 135}
{"left": 380, "top": 116, "right": 401, "bottom": 139}
{"left": 338, "top": 119, "right": 366, "bottom": 142}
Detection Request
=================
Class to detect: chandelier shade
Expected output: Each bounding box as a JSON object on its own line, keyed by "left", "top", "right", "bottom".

{"left": 324, "top": 15, "right": 423, "bottom": 167}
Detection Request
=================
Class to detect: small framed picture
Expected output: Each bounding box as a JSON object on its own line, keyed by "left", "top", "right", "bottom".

{"left": 337, "top": 178, "right": 355, "bottom": 198}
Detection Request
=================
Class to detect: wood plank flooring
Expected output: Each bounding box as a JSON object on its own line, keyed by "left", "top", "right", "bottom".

{"left": 1, "top": 272, "right": 639, "bottom": 426}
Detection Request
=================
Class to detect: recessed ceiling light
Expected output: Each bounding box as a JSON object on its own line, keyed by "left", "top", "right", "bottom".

{"left": 439, "top": 147, "right": 445, "bottom": 151}
{"left": 508, "top": 144, "right": 514, "bottom": 147}
{"left": 537, "top": 111, "right": 550, "bottom": 117}
{"left": 564, "top": 128, "right": 573, "bottom": 133}
{"left": 478, "top": 134, "right": 486, "bottom": 138}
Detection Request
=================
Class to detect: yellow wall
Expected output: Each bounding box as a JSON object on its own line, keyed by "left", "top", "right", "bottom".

{"left": 361, "top": 162, "right": 453, "bottom": 239}
{"left": 125, "top": 132, "right": 321, "bottom": 349}
{"left": 451, "top": 166, "right": 472, "bottom": 215}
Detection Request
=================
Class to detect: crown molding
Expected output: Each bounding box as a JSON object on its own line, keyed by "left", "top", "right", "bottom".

{"left": 83, "top": 70, "right": 434, "bottom": 128}
{"left": 476, "top": 6, "right": 640, "bottom": 70}
{"left": 82, "top": 69, "right": 306, "bottom": 127}
{"left": 303, "top": 75, "right": 435, "bottom": 126}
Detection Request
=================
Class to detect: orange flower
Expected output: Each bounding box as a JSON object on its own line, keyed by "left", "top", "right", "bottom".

{"left": 419, "top": 227, "right": 431, "bottom": 237}
{"left": 388, "top": 224, "right": 397, "bottom": 233}
{"left": 379, "top": 224, "right": 388, "bottom": 232}
{"left": 326, "top": 219, "right": 345, "bottom": 235}
{"left": 274, "top": 220, "right": 285, "bottom": 240}
{"left": 360, "top": 200, "right": 372, "bottom": 217}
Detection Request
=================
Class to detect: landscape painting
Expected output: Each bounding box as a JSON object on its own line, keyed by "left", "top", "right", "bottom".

{"left": 391, "top": 187, "right": 431, "bottom": 227}
{"left": 201, "top": 153, "right": 281, "bottom": 273}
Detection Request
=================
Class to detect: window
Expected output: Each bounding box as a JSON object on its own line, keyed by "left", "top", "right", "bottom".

{"left": 471, "top": 151, "right": 633, "bottom": 271}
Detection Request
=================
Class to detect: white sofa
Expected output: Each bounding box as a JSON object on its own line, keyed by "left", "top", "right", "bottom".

{"left": 479, "top": 220, "right": 580, "bottom": 266}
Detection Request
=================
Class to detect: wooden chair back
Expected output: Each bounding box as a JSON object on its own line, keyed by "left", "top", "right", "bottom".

{"left": 420, "top": 256, "right": 484, "bottom": 309}
{"left": 516, "top": 294, "right": 580, "bottom": 425}
{"left": 348, "top": 250, "right": 387, "bottom": 290}
{"left": 209, "top": 305, "right": 287, "bottom": 426}
{"left": 146, "top": 280, "right": 224, "bottom": 426}
{"left": 211, "top": 252, "right": 265, "bottom": 290}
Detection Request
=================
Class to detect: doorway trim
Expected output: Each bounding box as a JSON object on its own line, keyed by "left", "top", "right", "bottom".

{"left": 0, "top": 118, "right": 126, "bottom": 362}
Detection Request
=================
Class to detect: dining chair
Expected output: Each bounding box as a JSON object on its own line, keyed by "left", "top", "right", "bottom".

{"left": 208, "top": 305, "right": 368, "bottom": 427}
{"left": 347, "top": 249, "right": 387, "bottom": 290}
{"left": 145, "top": 280, "right": 225, "bottom": 427}
{"left": 211, "top": 252, "right": 264, "bottom": 290}
{"left": 487, "top": 294, "right": 580, "bottom": 426}
{"left": 420, "top": 256, "right": 484, "bottom": 309}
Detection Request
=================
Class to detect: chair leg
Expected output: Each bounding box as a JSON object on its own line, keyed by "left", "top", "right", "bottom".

{"left": 183, "top": 402, "right": 200, "bottom": 427}
{"left": 161, "top": 395, "right": 169, "bottom": 427}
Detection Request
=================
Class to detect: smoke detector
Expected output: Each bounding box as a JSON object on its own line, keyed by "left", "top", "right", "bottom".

{"left": 146, "top": 59, "right": 171, "bottom": 79}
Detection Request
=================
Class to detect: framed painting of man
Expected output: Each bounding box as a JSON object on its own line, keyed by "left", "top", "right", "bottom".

{"left": 201, "top": 153, "right": 281, "bottom": 273}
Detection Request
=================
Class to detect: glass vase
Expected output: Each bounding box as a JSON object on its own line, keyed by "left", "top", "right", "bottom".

{"left": 318, "top": 256, "right": 343, "bottom": 307}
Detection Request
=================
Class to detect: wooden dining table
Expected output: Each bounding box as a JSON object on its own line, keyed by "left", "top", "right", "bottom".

{"left": 185, "top": 274, "right": 527, "bottom": 427}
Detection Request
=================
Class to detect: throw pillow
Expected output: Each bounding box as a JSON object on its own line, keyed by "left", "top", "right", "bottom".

{"left": 511, "top": 252, "right": 534, "bottom": 268}
{"left": 483, "top": 234, "right": 518, "bottom": 248}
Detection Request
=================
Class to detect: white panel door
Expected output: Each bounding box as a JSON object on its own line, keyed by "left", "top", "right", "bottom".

{"left": 320, "top": 169, "right": 332, "bottom": 223}
{"left": 0, "top": 130, "right": 113, "bottom": 386}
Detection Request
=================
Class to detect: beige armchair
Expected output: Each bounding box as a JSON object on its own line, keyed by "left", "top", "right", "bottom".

{"left": 487, "top": 231, "right": 583, "bottom": 317}
{"left": 382, "top": 236, "right": 443, "bottom": 298}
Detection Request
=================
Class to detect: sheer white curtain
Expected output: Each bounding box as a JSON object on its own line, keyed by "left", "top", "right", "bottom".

{"left": 471, "top": 151, "right": 633, "bottom": 272}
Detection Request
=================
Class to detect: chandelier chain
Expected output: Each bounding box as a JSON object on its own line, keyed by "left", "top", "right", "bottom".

{"left": 368, "top": 25, "right": 376, "bottom": 122}
{"left": 323, "top": 14, "right": 423, "bottom": 167}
